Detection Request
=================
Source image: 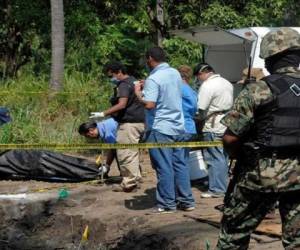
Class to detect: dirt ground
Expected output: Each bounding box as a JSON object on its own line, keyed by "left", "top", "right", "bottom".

{"left": 0, "top": 152, "right": 283, "bottom": 250}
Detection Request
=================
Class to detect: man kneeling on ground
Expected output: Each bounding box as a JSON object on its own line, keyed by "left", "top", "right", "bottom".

{"left": 78, "top": 118, "right": 119, "bottom": 177}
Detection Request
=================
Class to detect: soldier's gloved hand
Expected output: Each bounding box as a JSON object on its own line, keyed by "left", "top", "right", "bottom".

{"left": 89, "top": 112, "right": 105, "bottom": 119}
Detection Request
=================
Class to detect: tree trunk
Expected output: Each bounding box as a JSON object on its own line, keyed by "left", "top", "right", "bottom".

{"left": 283, "top": 1, "right": 300, "bottom": 26}
{"left": 156, "top": 0, "right": 164, "bottom": 46}
{"left": 50, "top": 0, "right": 64, "bottom": 91}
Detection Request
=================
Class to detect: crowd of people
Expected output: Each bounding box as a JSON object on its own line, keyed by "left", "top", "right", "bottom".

{"left": 78, "top": 27, "right": 300, "bottom": 249}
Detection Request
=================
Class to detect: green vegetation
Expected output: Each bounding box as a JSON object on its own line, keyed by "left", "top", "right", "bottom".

{"left": 1, "top": 0, "right": 299, "bottom": 144}
{"left": 0, "top": 72, "right": 111, "bottom": 143}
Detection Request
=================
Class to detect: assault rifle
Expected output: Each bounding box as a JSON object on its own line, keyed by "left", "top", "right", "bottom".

{"left": 244, "top": 56, "right": 256, "bottom": 85}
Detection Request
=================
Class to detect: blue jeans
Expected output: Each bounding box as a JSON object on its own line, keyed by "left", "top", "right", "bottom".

{"left": 202, "top": 132, "right": 228, "bottom": 193}
{"left": 179, "top": 133, "right": 195, "bottom": 164}
{"left": 147, "top": 130, "right": 195, "bottom": 210}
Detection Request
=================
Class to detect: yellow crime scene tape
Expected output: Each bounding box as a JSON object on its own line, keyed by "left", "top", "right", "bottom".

{"left": 0, "top": 141, "right": 222, "bottom": 150}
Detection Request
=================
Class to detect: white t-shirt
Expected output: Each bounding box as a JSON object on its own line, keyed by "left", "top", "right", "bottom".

{"left": 197, "top": 74, "right": 233, "bottom": 134}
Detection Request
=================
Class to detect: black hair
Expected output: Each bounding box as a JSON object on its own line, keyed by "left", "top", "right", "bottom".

{"left": 193, "top": 63, "right": 214, "bottom": 75}
{"left": 145, "top": 47, "right": 166, "bottom": 62}
{"left": 78, "top": 122, "right": 97, "bottom": 135}
{"left": 104, "top": 61, "right": 127, "bottom": 74}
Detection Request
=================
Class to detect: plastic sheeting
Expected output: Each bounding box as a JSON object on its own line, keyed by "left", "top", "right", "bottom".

{"left": 0, "top": 150, "right": 99, "bottom": 182}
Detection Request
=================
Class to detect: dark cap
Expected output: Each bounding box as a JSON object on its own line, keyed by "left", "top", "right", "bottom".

{"left": 193, "top": 63, "right": 214, "bottom": 75}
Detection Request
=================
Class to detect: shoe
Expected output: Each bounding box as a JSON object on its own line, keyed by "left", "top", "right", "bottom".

{"left": 201, "top": 191, "right": 225, "bottom": 198}
{"left": 180, "top": 206, "right": 195, "bottom": 212}
{"left": 265, "top": 209, "right": 276, "bottom": 219}
{"left": 112, "top": 184, "right": 140, "bottom": 193}
{"left": 177, "top": 204, "right": 195, "bottom": 212}
{"left": 137, "top": 177, "right": 144, "bottom": 183}
{"left": 112, "top": 184, "right": 124, "bottom": 192}
{"left": 214, "top": 204, "right": 225, "bottom": 212}
{"left": 152, "top": 207, "right": 176, "bottom": 214}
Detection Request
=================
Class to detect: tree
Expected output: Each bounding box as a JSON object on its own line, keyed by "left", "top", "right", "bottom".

{"left": 50, "top": 0, "right": 64, "bottom": 91}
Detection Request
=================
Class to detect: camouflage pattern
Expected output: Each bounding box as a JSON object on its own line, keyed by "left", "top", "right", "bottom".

{"left": 216, "top": 67, "right": 300, "bottom": 249}
{"left": 260, "top": 27, "right": 300, "bottom": 59}
{"left": 221, "top": 66, "right": 300, "bottom": 192}
{"left": 238, "top": 67, "right": 265, "bottom": 84}
{"left": 216, "top": 186, "right": 300, "bottom": 250}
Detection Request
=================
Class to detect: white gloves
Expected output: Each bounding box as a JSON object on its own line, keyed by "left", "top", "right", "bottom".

{"left": 89, "top": 112, "right": 105, "bottom": 119}
{"left": 98, "top": 164, "right": 109, "bottom": 174}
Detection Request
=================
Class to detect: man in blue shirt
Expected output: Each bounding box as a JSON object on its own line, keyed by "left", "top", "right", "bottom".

{"left": 135, "top": 47, "right": 195, "bottom": 213}
{"left": 78, "top": 118, "right": 119, "bottom": 176}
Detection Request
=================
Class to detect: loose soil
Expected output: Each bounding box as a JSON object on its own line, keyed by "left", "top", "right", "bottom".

{"left": 0, "top": 152, "right": 283, "bottom": 249}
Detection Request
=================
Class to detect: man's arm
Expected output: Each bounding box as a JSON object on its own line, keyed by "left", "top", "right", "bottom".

{"left": 134, "top": 80, "right": 157, "bottom": 110}
{"left": 103, "top": 97, "right": 128, "bottom": 116}
{"left": 222, "top": 129, "right": 241, "bottom": 158}
{"left": 90, "top": 81, "right": 130, "bottom": 118}
{"left": 194, "top": 109, "right": 208, "bottom": 134}
{"left": 105, "top": 149, "right": 115, "bottom": 167}
{"left": 195, "top": 109, "right": 207, "bottom": 120}
{"left": 197, "top": 83, "right": 212, "bottom": 112}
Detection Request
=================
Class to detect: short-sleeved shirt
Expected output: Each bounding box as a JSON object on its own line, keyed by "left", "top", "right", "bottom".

{"left": 221, "top": 66, "right": 300, "bottom": 192}
{"left": 181, "top": 82, "right": 197, "bottom": 134}
{"left": 96, "top": 118, "right": 118, "bottom": 143}
{"left": 143, "top": 63, "right": 185, "bottom": 135}
{"left": 111, "top": 76, "right": 144, "bottom": 123}
{"left": 197, "top": 74, "right": 233, "bottom": 134}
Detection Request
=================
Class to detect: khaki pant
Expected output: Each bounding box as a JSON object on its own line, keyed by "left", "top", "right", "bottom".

{"left": 117, "top": 123, "right": 144, "bottom": 189}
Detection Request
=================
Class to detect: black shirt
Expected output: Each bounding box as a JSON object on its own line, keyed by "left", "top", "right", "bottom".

{"left": 110, "top": 76, "right": 145, "bottom": 123}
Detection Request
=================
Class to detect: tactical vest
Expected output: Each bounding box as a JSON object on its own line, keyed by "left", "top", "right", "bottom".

{"left": 251, "top": 74, "right": 300, "bottom": 154}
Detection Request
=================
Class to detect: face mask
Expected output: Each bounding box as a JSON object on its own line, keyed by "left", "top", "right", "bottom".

{"left": 110, "top": 77, "right": 119, "bottom": 85}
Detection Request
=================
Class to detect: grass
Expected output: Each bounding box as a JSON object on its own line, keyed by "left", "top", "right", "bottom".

{"left": 0, "top": 72, "right": 112, "bottom": 145}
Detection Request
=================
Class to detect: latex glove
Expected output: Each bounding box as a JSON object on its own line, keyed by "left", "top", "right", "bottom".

{"left": 89, "top": 112, "right": 105, "bottom": 119}
{"left": 98, "top": 164, "right": 109, "bottom": 174}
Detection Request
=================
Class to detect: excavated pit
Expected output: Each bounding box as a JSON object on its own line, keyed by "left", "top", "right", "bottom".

{"left": 0, "top": 192, "right": 195, "bottom": 250}
{"left": 0, "top": 152, "right": 283, "bottom": 250}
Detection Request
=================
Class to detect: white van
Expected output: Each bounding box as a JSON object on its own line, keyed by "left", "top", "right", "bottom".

{"left": 171, "top": 26, "right": 300, "bottom": 82}
{"left": 173, "top": 27, "right": 300, "bottom": 180}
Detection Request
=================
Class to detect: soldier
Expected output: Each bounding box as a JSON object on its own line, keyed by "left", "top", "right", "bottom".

{"left": 216, "top": 27, "right": 300, "bottom": 249}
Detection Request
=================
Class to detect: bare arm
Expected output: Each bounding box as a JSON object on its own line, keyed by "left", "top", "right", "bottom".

{"left": 134, "top": 82, "right": 156, "bottom": 110}
{"left": 222, "top": 129, "right": 241, "bottom": 158}
{"left": 105, "top": 149, "right": 116, "bottom": 166}
{"left": 103, "top": 97, "right": 128, "bottom": 116}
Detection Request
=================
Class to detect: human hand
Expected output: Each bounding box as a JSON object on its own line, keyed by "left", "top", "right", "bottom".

{"left": 98, "top": 164, "right": 109, "bottom": 174}
{"left": 89, "top": 112, "right": 105, "bottom": 119}
{"left": 134, "top": 80, "right": 145, "bottom": 92}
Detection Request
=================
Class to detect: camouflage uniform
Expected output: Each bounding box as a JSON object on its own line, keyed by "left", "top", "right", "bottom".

{"left": 216, "top": 28, "right": 300, "bottom": 250}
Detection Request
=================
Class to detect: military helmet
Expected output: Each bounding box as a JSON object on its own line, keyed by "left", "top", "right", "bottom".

{"left": 260, "top": 27, "right": 300, "bottom": 59}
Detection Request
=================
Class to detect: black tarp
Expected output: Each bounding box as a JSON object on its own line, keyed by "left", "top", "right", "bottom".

{"left": 0, "top": 150, "right": 99, "bottom": 182}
